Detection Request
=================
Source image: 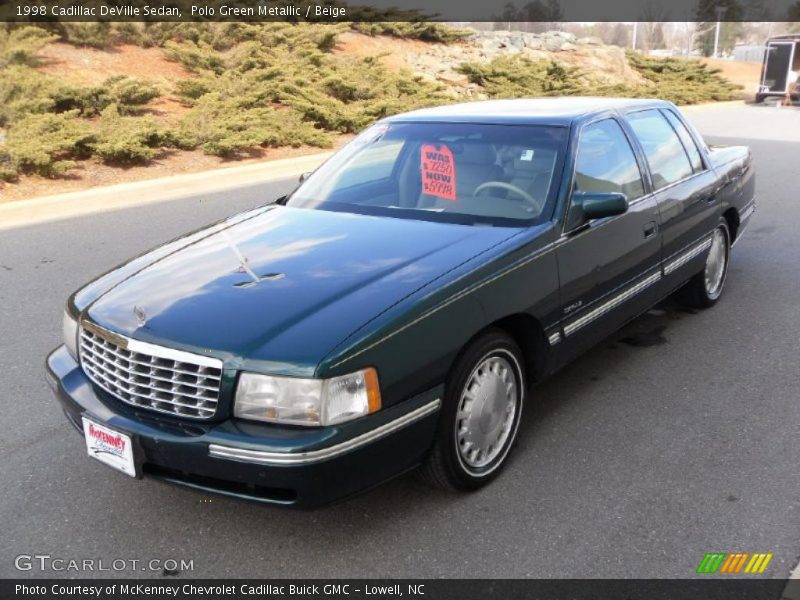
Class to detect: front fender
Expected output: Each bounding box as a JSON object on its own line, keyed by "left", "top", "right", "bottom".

{"left": 317, "top": 290, "right": 487, "bottom": 410}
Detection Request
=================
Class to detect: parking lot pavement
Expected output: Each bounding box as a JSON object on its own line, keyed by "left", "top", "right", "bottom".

{"left": 0, "top": 103, "right": 798, "bottom": 579}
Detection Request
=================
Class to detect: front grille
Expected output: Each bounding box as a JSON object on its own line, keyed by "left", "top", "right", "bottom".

{"left": 79, "top": 323, "right": 223, "bottom": 419}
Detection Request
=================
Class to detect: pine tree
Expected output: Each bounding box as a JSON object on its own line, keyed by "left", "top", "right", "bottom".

{"left": 745, "top": 0, "right": 772, "bottom": 20}
{"left": 520, "top": 0, "right": 563, "bottom": 32}
{"left": 787, "top": 0, "right": 800, "bottom": 28}
{"left": 694, "top": 0, "right": 744, "bottom": 56}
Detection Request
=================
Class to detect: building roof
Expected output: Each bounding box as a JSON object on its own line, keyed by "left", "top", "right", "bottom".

{"left": 386, "top": 97, "right": 670, "bottom": 126}
{"left": 767, "top": 34, "right": 800, "bottom": 41}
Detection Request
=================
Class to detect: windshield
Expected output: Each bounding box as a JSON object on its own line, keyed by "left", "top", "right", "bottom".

{"left": 287, "top": 122, "right": 568, "bottom": 226}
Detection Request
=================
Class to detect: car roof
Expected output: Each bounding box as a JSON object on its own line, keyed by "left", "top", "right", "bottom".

{"left": 385, "top": 97, "right": 671, "bottom": 126}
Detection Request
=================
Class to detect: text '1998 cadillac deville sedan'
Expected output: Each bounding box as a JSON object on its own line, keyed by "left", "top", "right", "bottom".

{"left": 48, "top": 98, "right": 755, "bottom": 507}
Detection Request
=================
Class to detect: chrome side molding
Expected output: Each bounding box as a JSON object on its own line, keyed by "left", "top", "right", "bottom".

{"left": 547, "top": 331, "right": 562, "bottom": 346}
{"left": 209, "top": 398, "right": 442, "bottom": 466}
{"left": 663, "top": 236, "right": 713, "bottom": 276}
{"left": 563, "top": 270, "right": 662, "bottom": 337}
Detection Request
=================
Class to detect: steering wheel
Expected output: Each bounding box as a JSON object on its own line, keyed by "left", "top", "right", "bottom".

{"left": 473, "top": 181, "right": 540, "bottom": 212}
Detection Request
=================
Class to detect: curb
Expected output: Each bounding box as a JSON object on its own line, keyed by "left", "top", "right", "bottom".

{"left": 0, "top": 151, "right": 332, "bottom": 231}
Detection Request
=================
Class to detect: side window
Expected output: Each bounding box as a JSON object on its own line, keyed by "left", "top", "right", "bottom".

{"left": 662, "top": 110, "right": 704, "bottom": 172}
{"left": 572, "top": 118, "right": 644, "bottom": 200}
{"left": 627, "top": 109, "right": 694, "bottom": 189}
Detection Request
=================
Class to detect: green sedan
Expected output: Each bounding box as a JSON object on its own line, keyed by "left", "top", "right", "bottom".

{"left": 48, "top": 98, "right": 755, "bottom": 506}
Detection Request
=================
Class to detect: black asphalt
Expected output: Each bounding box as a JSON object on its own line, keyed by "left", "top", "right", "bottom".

{"left": 1, "top": 104, "right": 797, "bottom": 579}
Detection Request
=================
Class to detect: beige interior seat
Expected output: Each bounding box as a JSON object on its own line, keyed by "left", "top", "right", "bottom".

{"left": 453, "top": 144, "right": 504, "bottom": 197}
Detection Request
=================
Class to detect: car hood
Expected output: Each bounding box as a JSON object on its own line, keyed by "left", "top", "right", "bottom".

{"left": 85, "top": 206, "right": 520, "bottom": 373}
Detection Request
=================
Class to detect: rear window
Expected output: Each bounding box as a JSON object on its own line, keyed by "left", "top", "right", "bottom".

{"left": 627, "top": 109, "right": 694, "bottom": 189}
{"left": 287, "top": 122, "right": 568, "bottom": 226}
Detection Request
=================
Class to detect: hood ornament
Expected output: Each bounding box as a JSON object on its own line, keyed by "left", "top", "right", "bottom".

{"left": 133, "top": 305, "right": 147, "bottom": 327}
{"left": 220, "top": 229, "right": 285, "bottom": 288}
{"left": 233, "top": 272, "right": 285, "bottom": 289}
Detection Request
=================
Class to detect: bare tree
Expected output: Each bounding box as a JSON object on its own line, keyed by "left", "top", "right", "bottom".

{"left": 638, "top": 1, "right": 671, "bottom": 51}
{"left": 610, "top": 22, "right": 631, "bottom": 47}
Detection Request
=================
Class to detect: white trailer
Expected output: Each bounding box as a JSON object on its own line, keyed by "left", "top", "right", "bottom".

{"left": 756, "top": 34, "right": 800, "bottom": 103}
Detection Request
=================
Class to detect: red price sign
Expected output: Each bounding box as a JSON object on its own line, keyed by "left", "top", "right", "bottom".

{"left": 421, "top": 144, "right": 456, "bottom": 201}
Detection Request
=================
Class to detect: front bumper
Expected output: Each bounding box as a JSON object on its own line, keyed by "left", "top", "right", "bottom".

{"left": 46, "top": 345, "right": 442, "bottom": 507}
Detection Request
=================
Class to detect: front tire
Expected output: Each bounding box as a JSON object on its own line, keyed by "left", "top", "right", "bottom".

{"left": 421, "top": 329, "right": 525, "bottom": 491}
{"left": 676, "top": 218, "right": 731, "bottom": 308}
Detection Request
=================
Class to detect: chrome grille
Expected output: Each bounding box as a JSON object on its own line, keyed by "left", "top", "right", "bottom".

{"left": 79, "top": 324, "right": 222, "bottom": 419}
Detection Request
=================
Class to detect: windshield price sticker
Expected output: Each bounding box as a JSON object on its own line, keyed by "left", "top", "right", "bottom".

{"left": 421, "top": 144, "right": 456, "bottom": 201}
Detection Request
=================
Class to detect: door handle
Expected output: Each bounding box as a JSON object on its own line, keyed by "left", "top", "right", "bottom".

{"left": 643, "top": 221, "right": 658, "bottom": 239}
{"left": 706, "top": 184, "right": 725, "bottom": 202}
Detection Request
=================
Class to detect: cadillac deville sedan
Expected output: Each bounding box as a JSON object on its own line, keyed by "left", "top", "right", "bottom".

{"left": 48, "top": 98, "right": 755, "bottom": 507}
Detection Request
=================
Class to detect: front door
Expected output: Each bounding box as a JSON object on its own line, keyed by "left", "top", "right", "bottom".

{"left": 554, "top": 117, "right": 662, "bottom": 362}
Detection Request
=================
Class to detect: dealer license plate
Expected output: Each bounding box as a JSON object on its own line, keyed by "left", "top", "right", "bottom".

{"left": 82, "top": 417, "right": 136, "bottom": 477}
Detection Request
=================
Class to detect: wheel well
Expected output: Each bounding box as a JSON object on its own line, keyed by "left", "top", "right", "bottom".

{"left": 489, "top": 313, "right": 548, "bottom": 386}
{"left": 723, "top": 207, "right": 740, "bottom": 243}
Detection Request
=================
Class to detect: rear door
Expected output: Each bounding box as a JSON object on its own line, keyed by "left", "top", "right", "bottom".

{"left": 554, "top": 116, "right": 662, "bottom": 359}
{"left": 624, "top": 108, "right": 720, "bottom": 292}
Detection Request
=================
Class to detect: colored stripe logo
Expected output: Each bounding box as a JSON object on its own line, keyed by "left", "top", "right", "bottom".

{"left": 696, "top": 552, "right": 773, "bottom": 574}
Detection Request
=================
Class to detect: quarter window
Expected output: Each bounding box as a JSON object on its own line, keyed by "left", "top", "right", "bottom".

{"left": 662, "top": 109, "right": 704, "bottom": 173}
{"left": 627, "top": 109, "right": 694, "bottom": 189}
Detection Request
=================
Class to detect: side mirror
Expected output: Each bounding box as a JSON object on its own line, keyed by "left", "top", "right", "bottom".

{"left": 577, "top": 192, "right": 628, "bottom": 220}
{"left": 298, "top": 171, "right": 312, "bottom": 183}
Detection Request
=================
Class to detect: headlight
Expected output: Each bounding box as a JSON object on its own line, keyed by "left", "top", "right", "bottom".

{"left": 234, "top": 368, "right": 381, "bottom": 426}
{"left": 62, "top": 310, "right": 79, "bottom": 360}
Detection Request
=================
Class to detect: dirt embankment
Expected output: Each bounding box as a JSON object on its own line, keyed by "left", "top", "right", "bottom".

{"left": 701, "top": 58, "right": 761, "bottom": 94}
{"left": 36, "top": 42, "right": 192, "bottom": 126}
{"left": 336, "top": 30, "right": 649, "bottom": 97}
{"left": 37, "top": 42, "right": 192, "bottom": 85}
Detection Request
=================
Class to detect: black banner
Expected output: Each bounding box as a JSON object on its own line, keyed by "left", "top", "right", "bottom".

{"left": 0, "top": 0, "right": 798, "bottom": 22}
{"left": 0, "top": 579, "right": 791, "bottom": 600}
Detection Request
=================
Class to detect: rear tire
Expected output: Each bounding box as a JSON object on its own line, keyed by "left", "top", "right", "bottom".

{"left": 676, "top": 218, "right": 731, "bottom": 309}
{"left": 421, "top": 329, "right": 525, "bottom": 491}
